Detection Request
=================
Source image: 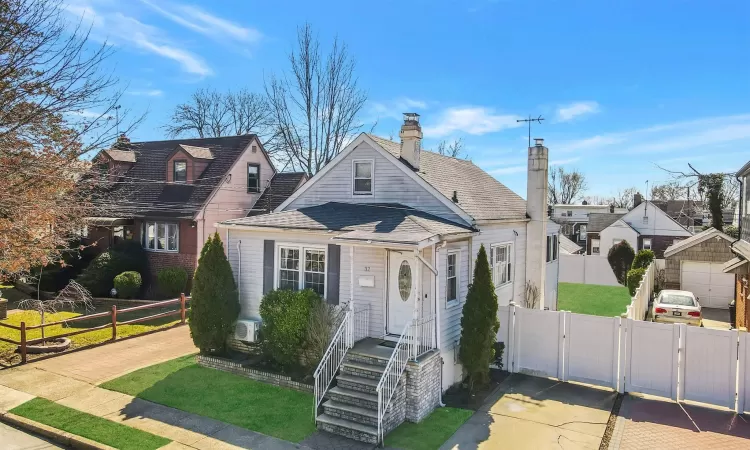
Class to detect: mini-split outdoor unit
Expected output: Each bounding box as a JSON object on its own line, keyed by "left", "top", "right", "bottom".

{"left": 234, "top": 319, "right": 261, "bottom": 342}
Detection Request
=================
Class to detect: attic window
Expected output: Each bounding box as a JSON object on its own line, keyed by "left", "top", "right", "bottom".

{"left": 174, "top": 160, "right": 187, "bottom": 183}
{"left": 353, "top": 160, "right": 373, "bottom": 195}
{"left": 248, "top": 163, "right": 260, "bottom": 192}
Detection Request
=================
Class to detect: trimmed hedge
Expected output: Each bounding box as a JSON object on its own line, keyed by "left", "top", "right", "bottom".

{"left": 627, "top": 268, "right": 646, "bottom": 296}
{"left": 632, "top": 250, "right": 655, "bottom": 270}
{"left": 260, "top": 289, "right": 321, "bottom": 369}
{"left": 77, "top": 241, "right": 148, "bottom": 297}
{"left": 608, "top": 241, "right": 635, "bottom": 285}
{"left": 114, "top": 271, "right": 142, "bottom": 299}
{"left": 158, "top": 267, "right": 188, "bottom": 298}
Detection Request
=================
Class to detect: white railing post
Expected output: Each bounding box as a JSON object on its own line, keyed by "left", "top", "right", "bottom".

{"left": 313, "top": 308, "right": 353, "bottom": 420}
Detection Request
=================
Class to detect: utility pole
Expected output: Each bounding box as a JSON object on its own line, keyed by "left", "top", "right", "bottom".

{"left": 114, "top": 105, "right": 121, "bottom": 135}
{"left": 517, "top": 115, "right": 545, "bottom": 148}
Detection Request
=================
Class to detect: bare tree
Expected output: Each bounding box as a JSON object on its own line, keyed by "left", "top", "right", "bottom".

{"left": 656, "top": 163, "right": 732, "bottom": 231}
{"left": 18, "top": 281, "right": 94, "bottom": 342}
{"left": 523, "top": 281, "right": 540, "bottom": 309}
{"left": 548, "top": 166, "right": 588, "bottom": 205}
{"left": 611, "top": 187, "right": 638, "bottom": 209}
{"left": 265, "top": 23, "right": 367, "bottom": 175}
{"left": 436, "top": 138, "right": 465, "bottom": 158}
{"left": 164, "top": 88, "right": 274, "bottom": 144}
{"left": 0, "top": 0, "right": 143, "bottom": 278}
{"left": 722, "top": 177, "right": 739, "bottom": 210}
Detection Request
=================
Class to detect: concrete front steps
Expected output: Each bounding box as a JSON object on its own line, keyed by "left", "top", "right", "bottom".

{"left": 316, "top": 349, "right": 405, "bottom": 444}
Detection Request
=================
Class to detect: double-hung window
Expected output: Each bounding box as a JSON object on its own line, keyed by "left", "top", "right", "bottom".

{"left": 353, "top": 160, "right": 373, "bottom": 195}
{"left": 277, "top": 245, "right": 326, "bottom": 297}
{"left": 247, "top": 163, "right": 260, "bottom": 192}
{"left": 592, "top": 239, "right": 601, "bottom": 254}
{"left": 490, "top": 243, "right": 512, "bottom": 286}
{"left": 643, "top": 238, "right": 652, "bottom": 250}
{"left": 143, "top": 222, "right": 179, "bottom": 252}
{"left": 174, "top": 161, "right": 187, "bottom": 182}
{"left": 446, "top": 251, "right": 459, "bottom": 305}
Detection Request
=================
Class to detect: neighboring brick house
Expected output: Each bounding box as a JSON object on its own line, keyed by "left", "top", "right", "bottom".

{"left": 87, "top": 134, "right": 306, "bottom": 287}
{"left": 663, "top": 228, "right": 735, "bottom": 309}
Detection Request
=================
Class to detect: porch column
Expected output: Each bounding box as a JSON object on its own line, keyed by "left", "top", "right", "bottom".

{"left": 349, "top": 246, "right": 355, "bottom": 309}
{"left": 433, "top": 242, "right": 440, "bottom": 350}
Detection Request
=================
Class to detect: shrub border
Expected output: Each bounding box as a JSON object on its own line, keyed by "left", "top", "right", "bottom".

{"left": 196, "top": 354, "right": 313, "bottom": 393}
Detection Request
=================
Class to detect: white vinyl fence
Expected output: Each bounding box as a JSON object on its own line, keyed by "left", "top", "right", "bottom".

{"left": 499, "top": 302, "right": 750, "bottom": 413}
{"left": 626, "top": 262, "right": 656, "bottom": 321}
{"left": 559, "top": 254, "right": 620, "bottom": 286}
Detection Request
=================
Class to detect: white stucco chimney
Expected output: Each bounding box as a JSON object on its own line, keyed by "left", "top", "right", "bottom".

{"left": 526, "top": 138, "right": 549, "bottom": 309}
{"left": 399, "top": 113, "right": 422, "bottom": 170}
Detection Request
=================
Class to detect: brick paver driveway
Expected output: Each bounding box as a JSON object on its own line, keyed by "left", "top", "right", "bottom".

{"left": 610, "top": 394, "right": 750, "bottom": 449}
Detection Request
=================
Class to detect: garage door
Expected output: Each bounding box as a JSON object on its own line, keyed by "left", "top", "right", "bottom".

{"left": 681, "top": 261, "right": 734, "bottom": 309}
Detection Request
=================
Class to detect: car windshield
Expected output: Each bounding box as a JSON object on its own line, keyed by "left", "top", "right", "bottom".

{"left": 660, "top": 294, "right": 696, "bottom": 307}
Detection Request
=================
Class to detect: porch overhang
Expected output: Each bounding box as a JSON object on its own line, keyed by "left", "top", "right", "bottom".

{"left": 331, "top": 230, "right": 476, "bottom": 250}
{"left": 723, "top": 256, "right": 748, "bottom": 274}
{"left": 85, "top": 217, "right": 134, "bottom": 227}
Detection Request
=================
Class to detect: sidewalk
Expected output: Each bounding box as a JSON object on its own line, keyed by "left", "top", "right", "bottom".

{"left": 0, "top": 327, "right": 309, "bottom": 450}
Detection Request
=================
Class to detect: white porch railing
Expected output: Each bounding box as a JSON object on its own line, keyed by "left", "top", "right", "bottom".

{"left": 412, "top": 314, "right": 436, "bottom": 359}
{"left": 376, "top": 320, "right": 413, "bottom": 444}
{"left": 313, "top": 303, "right": 370, "bottom": 418}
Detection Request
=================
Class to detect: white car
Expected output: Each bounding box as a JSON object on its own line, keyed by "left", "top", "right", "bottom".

{"left": 651, "top": 290, "right": 702, "bottom": 326}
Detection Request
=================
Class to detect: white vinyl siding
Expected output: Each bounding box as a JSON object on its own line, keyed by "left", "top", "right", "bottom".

{"left": 438, "top": 240, "right": 470, "bottom": 351}
{"left": 286, "top": 141, "right": 470, "bottom": 225}
{"left": 446, "top": 251, "right": 459, "bottom": 306}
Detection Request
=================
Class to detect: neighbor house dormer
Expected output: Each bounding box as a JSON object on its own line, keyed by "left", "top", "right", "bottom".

{"left": 166, "top": 144, "right": 214, "bottom": 183}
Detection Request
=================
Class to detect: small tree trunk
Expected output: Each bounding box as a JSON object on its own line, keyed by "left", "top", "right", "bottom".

{"left": 40, "top": 309, "right": 45, "bottom": 342}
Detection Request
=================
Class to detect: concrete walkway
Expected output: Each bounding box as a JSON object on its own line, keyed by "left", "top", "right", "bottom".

{"left": 0, "top": 421, "right": 65, "bottom": 450}
{"left": 440, "top": 374, "right": 616, "bottom": 450}
{"left": 0, "top": 327, "right": 310, "bottom": 450}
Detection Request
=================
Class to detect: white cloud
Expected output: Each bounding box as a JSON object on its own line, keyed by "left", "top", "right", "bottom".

{"left": 63, "top": 0, "right": 213, "bottom": 77}
{"left": 556, "top": 101, "right": 600, "bottom": 122}
{"left": 423, "top": 107, "right": 522, "bottom": 138}
{"left": 369, "top": 98, "right": 427, "bottom": 121}
{"left": 549, "top": 157, "right": 581, "bottom": 165}
{"left": 139, "top": 1, "right": 262, "bottom": 44}
{"left": 127, "top": 89, "right": 164, "bottom": 97}
{"left": 556, "top": 113, "right": 750, "bottom": 156}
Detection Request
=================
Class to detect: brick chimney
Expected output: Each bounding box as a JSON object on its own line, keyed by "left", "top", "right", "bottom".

{"left": 633, "top": 192, "right": 643, "bottom": 208}
{"left": 526, "top": 138, "right": 548, "bottom": 309}
{"left": 399, "top": 113, "right": 422, "bottom": 170}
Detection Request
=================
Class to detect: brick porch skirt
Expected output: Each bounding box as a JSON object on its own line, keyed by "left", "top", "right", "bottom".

{"left": 196, "top": 354, "right": 313, "bottom": 393}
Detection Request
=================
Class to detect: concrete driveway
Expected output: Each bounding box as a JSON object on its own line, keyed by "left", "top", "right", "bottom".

{"left": 440, "top": 374, "right": 616, "bottom": 449}
{"left": 701, "top": 307, "right": 731, "bottom": 330}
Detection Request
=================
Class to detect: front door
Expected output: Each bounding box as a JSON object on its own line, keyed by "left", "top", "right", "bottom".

{"left": 388, "top": 251, "right": 416, "bottom": 335}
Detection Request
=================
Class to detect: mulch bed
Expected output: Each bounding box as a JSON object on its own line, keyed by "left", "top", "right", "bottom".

{"left": 443, "top": 369, "right": 510, "bottom": 410}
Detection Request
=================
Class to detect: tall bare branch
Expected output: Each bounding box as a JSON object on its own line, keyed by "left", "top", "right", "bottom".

{"left": 548, "top": 166, "right": 588, "bottom": 205}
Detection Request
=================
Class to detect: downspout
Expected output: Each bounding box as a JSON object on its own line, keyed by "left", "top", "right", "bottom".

{"left": 236, "top": 239, "right": 242, "bottom": 303}
{"left": 512, "top": 229, "right": 518, "bottom": 304}
{"left": 434, "top": 241, "right": 445, "bottom": 407}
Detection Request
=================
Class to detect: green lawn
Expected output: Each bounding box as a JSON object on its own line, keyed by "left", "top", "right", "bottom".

{"left": 557, "top": 282, "right": 632, "bottom": 317}
{"left": 0, "top": 306, "right": 181, "bottom": 362}
{"left": 100, "top": 354, "right": 316, "bottom": 443}
{"left": 385, "top": 407, "right": 473, "bottom": 450}
{"left": 10, "top": 398, "right": 170, "bottom": 450}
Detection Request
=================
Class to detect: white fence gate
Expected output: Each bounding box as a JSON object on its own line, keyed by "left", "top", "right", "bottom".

{"left": 679, "top": 326, "right": 738, "bottom": 408}
{"left": 499, "top": 303, "right": 750, "bottom": 413}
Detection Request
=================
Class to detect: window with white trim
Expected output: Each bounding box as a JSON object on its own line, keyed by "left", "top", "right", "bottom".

{"left": 490, "top": 243, "right": 512, "bottom": 286}
{"left": 143, "top": 222, "right": 179, "bottom": 252}
{"left": 353, "top": 160, "right": 373, "bottom": 195}
{"left": 592, "top": 239, "right": 601, "bottom": 254}
{"left": 173, "top": 160, "right": 187, "bottom": 183}
{"left": 643, "top": 238, "right": 652, "bottom": 250}
{"left": 446, "top": 251, "right": 459, "bottom": 305}
{"left": 546, "top": 234, "right": 558, "bottom": 262}
{"left": 277, "top": 245, "right": 326, "bottom": 296}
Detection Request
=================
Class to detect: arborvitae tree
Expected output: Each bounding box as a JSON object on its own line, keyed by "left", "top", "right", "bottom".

{"left": 631, "top": 249, "right": 655, "bottom": 270}
{"left": 608, "top": 241, "right": 636, "bottom": 285}
{"left": 459, "top": 244, "right": 500, "bottom": 391}
{"left": 189, "top": 233, "right": 240, "bottom": 354}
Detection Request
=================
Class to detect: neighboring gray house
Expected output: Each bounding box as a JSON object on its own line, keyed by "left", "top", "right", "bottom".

{"left": 217, "top": 114, "right": 560, "bottom": 444}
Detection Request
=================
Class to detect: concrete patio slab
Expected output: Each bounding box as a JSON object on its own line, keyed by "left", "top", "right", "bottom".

{"left": 441, "top": 374, "right": 615, "bottom": 450}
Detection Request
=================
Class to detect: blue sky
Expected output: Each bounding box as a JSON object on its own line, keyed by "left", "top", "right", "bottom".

{"left": 63, "top": 0, "right": 750, "bottom": 199}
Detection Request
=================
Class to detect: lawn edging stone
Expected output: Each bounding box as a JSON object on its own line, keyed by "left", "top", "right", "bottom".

{"left": 0, "top": 411, "right": 116, "bottom": 450}
{"left": 196, "top": 354, "right": 313, "bottom": 393}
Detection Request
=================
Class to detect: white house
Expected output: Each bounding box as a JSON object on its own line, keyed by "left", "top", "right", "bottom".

{"left": 552, "top": 203, "right": 627, "bottom": 245}
{"left": 588, "top": 200, "right": 693, "bottom": 258}
{"left": 216, "top": 114, "right": 559, "bottom": 443}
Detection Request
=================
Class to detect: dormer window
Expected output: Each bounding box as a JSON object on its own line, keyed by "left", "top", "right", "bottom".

{"left": 174, "top": 160, "right": 187, "bottom": 183}
{"left": 248, "top": 163, "right": 260, "bottom": 192}
{"left": 353, "top": 160, "right": 373, "bottom": 195}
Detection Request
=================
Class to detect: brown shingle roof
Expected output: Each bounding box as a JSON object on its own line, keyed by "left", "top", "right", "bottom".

{"left": 248, "top": 172, "right": 307, "bottom": 216}
{"left": 588, "top": 213, "right": 626, "bottom": 232}
{"left": 178, "top": 144, "right": 214, "bottom": 160}
{"left": 104, "top": 149, "right": 137, "bottom": 162}
{"left": 367, "top": 134, "right": 527, "bottom": 221}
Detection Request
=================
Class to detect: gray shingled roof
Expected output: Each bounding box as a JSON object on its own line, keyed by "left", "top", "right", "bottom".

{"left": 94, "top": 135, "right": 256, "bottom": 219}
{"left": 178, "top": 144, "right": 214, "bottom": 160}
{"left": 588, "top": 213, "right": 626, "bottom": 232}
{"left": 559, "top": 234, "right": 583, "bottom": 254}
{"left": 104, "top": 149, "right": 137, "bottom": 162}
{"left": 225, "top": 202, "right": 475, "bottom": 242}
{"left": 248, "top": 172, "right": 307, "bottom": 217}
{"left": 367, "top": 134, "right": 527, "bottom": 221}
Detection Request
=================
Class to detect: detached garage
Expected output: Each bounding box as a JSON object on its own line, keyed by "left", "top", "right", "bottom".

{"left": 664, "top": 228, "right": 735, "bottom": 309}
